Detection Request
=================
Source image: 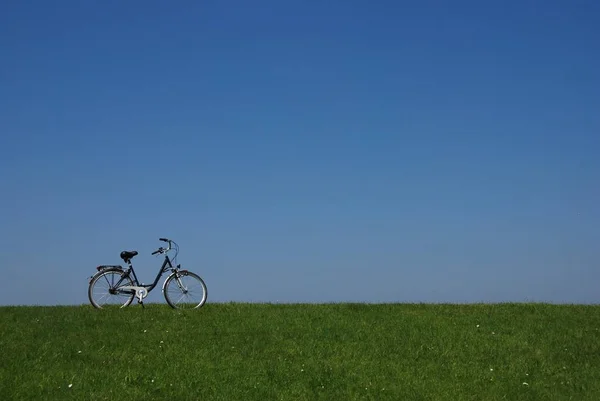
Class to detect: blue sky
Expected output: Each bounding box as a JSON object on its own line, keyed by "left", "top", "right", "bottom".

{"left": 1, "top": 0, "right": 598, "bottom": 305}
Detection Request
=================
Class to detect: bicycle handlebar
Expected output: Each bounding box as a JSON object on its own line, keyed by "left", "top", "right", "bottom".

{"left": 152, "top": 238, "right": 175, "bottom": 256}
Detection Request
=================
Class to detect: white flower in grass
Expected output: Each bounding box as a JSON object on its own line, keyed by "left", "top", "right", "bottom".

{"left": 68, "top": 384, "right": 73, "bottom": 388}
{"left": 523, "top": 382, "right": 529, "bottom": 386}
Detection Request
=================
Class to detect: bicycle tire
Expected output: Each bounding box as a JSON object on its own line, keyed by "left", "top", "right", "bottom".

{"left": 163, "top": 270, "right": 207, "bottom": 309}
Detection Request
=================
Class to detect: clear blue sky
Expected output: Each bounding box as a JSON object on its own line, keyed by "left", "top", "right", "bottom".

{"left": 1, "top": 1, "right": 598, "bottom": 305}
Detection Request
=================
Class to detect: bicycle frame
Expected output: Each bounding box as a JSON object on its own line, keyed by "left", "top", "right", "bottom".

{"left": 124, "top": 254, "right": 178, "bottom": 292}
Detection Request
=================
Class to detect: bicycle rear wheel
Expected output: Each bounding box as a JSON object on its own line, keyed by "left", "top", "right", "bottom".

{"left": 88, "top": 269, "right": 135, "bottom": 309}
{"left": 163, "top": 271, "right": 207, "bottom": 309}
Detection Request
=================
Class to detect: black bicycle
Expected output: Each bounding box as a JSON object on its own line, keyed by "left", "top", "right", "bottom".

{"left": 88, "top": 238, "right": 207, "bottom": 309}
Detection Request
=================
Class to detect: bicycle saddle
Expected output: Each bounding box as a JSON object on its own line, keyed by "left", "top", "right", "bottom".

{"left": 120, "top": 250, "right": 138, "bottom": 262}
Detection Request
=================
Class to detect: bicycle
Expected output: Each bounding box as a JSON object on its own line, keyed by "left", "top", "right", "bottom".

{"left": 88, "top": 238, "right": 208, "bottom": 309}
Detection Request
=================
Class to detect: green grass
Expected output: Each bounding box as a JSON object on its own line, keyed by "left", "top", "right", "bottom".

{"left": 1, "top": 303, "right": 599, "bottom": 400}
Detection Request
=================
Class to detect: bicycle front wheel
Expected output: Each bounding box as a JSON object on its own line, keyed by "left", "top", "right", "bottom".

{"left": 163, "top": 271, "right": 207, "bottom": 309}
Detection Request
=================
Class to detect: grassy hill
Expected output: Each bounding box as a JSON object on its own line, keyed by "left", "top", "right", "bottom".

{"left": 1, "top": 303, "right": 599, "bottom": 400}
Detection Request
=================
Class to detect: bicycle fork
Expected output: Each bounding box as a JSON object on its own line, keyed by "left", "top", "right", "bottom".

{"left": 174, "top": 276, "right": 188, "bottom": 293}
{"left": 162, "top": 270, "right": 190, "bottom": 298}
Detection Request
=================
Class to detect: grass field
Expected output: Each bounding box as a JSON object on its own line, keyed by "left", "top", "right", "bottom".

{"left": 1, "top": 302, "right": 599, "bottom": 401}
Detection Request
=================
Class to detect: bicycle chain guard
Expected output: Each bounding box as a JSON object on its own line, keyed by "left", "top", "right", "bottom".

{"left": 120, "top": 286, "right": 148, "bottom": 303}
